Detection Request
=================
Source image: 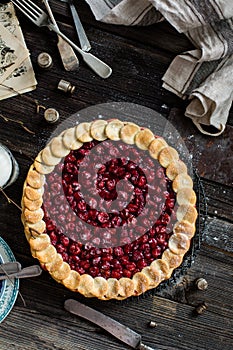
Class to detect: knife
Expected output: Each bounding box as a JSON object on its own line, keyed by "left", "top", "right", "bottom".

{"left": 64, "top": 299, "right": 156, "bottom": 350}
{"left": 42, "top": 0, "right": 79, "bottom": 71}
{"left": 0, "top": 262, "right": 21, "bottom": 275}
{"left": 0, "top": 265, "right": 42, "bottom": 281}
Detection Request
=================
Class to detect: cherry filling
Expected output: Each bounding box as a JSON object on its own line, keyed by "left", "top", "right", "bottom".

{"left": 42, "top": 140, "right": 177, "bottom": 279}
{"left": 64, "top": 155, "right": 148, "bottom": 229}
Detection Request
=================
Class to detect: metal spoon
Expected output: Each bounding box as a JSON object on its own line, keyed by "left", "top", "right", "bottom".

{"left": 57, "top": 0, "right": 91, "bottom": 51}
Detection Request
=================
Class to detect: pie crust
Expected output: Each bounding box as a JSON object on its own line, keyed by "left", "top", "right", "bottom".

{"left": 21, "top": 119, "right": 197, "bottom": 300}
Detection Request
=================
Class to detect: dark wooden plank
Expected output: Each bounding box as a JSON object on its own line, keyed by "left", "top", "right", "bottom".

{"left": 200, "top": 179, "right": 233, "bottom": 223}
{"left": 168, "top": 109, "right": 233, "bottom": 187}
{"left": 2, "top": 254, "right": 233, "bottom": 350}
{"left": 0, "top": 231, "right": 231, "bottom": 350}
{"left": 0, "top": 2, "right": 232, "bottom": 350}
{"left": 202, "top": 218, "right": 233, "bottom": 253}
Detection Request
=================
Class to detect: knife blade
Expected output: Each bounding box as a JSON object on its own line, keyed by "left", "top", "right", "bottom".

{"left": 64, "top": 299, "right": 156, "bottom": 350}
{"left": 42, "top": 0, "right": 79, "bottom": 71}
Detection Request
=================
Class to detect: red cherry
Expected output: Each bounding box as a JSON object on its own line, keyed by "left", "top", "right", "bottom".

{"left": 76, "top": 267, "right": 85, "bottom": 274}
{"left": 100, "top": 269, "right": 111, "bottom": 279}
{"left": 102, "top": 254, "right": 113, "bottom": 262}
{"left": 80, "top": 260, "right": 90, "bottom": 270}
{"left": 71, "top": 255, "right": 80, "bottom": 264}
{"left": 132, "top": 250, "right": 143, "bottom": 261}
{"left": 137, "top": 259, "right": 147, "bottom": 269}
{"left": 61, "top": 252, "right": 69, "bottom": 262}
{"left": 125, "top": 262, "right": 136, "bottom": 272}
{"left": 148, "top": 238, "right": 158, "bottom": 248}
{"left": 137, "top": 176, "right": 147, "bottom": 187}
{"left": 152, "top": 246, "right": 161, "bottom": 258}
{"left": 56, "top": 244, "right": 66, "bottom": 254}
{"left": 113, "top": 247, "right": 124, "bottom": 257}
{"left": 92, "top": 256, "right": 101, "bottom": 266}
{"left": 77, "top": 200, "right": 87, "bottom": 211}
{"left": 106, "top": 179, "right": 116, "bottom": 191}
{"left": 120, "top": 255, "right": 129, "bottom": 265}
{"left": 98, "top": 212, "right": 109, "bottom": 223}
{"left": 124, "top": 244, "right": 132, "bottom": 254}
{"left": 111, "top": 269, "right": 123, "bottom": 279}
{"left": 157, "top": 233, "right": 166, "bottom": 244}
{"left": 89, "top": 266, "right": 99, "bottom": 277}
{"left": 122, "top": 269, "right": 132, "bottom": 278}
{"left": 111, "top": 259, "right": 121, "bottom": 269}
{"left": 101, "top": 261, "right": 111, "bottom": 270}
{"left": 60, "top": 236, "right": 70, "bottom": 247}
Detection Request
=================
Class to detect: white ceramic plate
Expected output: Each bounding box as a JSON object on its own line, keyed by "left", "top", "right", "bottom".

{"left": 0, "top": 237, "right": 19, "bottom": 323}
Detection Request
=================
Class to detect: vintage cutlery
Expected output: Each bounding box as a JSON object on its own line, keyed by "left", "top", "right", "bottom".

{"left": 12, "top": 0, "right": 112, "bottom": 78}
{"left": 0, "top": 265, "right": 42, "bottom": 280}
{"left": 64, "top": 299, "right": 156, "bottom": 350}
{"left": 58, "top": 0, "right": 91, "bottom": 52}
{"left": 0, "top": 262, "right": 21, "bottom": 275}
{"left": 42, "top": 0, "right": 79, "bottom": 71}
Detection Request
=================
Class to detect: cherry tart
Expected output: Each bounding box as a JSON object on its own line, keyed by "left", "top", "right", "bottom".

{"left": 21, "top": 120, "right": 197, "bottom": 300}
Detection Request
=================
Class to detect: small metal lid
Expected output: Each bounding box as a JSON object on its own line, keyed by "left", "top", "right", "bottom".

{"left": 44, "top": 108, "right": 59, "bottom": 124}
{"left": 37, "top": 52, "right": 53, "bottom": 69}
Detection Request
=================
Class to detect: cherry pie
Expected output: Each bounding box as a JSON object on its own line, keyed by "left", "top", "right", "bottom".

{"left": 21, "top": 120, "right": 197, "bottom": 300}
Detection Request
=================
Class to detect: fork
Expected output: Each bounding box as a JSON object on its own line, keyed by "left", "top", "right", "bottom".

{"left": 12, "top": 0, "right": 112, "bottom": 78}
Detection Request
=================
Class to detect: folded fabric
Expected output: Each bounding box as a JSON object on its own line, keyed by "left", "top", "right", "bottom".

{"left": 85, "top": 0, "right": 163, "bottom": 25}
{"left": 185, "top": 54, "right": 233, "bottom": 135}
{"left": 162, "top": 51, "right": 233, "bottom": 135}
{"left": 85, "top": 0, "right": 233, "bottom": 135}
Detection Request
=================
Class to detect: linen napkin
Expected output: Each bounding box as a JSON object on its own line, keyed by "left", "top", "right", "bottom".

{"left": 0, "top": 2, "right": 37, "bottom": 101}
{"left": 85, "top": 0, "right": 233, "bottom": 136}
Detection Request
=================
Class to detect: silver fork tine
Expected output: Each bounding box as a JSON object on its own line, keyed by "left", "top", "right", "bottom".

{"left": 13, "top": 0, "right": 44, "bottom": 22}
{"left": 25, "top": 0, "right": 44, "bottom": 14}
{"left": 13, "top": 0, "right": 40, "bottom": 22}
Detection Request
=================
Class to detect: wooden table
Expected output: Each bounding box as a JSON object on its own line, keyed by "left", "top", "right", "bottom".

{"left": 0, "top": 1, "right": 232, "bottom": 349}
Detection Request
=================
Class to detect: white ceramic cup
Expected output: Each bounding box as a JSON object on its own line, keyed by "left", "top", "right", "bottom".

{"left": 0, "top": 144, "right": 19, "bottom": 188}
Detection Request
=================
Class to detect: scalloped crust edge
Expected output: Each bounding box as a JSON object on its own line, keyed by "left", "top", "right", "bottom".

{"left": 21, "top": 119, "right": 197, "bottom": 300}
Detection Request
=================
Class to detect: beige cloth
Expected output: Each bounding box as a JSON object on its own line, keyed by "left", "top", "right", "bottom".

{"left": 85, "top": 0, "right": 233, "bottom": 135}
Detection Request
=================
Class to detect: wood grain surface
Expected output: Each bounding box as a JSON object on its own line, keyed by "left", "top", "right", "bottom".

{"left": 0, "top": 1, "right": 232, "bottom": 349}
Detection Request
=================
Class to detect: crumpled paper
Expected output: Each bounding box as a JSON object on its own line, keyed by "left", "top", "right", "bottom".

{"left": 85, "top": 0, "right": 233, "bottom": 135}
{"left": 0, "top": 2, "right": 37, "bottom": 101}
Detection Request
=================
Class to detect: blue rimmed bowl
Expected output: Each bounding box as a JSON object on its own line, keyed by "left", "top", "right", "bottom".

{"left": 0, "top": 237, "right": 19, "bottom": 323}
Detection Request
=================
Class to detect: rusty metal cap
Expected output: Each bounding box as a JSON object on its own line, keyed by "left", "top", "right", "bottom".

{"left": 57, "top": 79, "right": 75, "bottom": 94}
{"left": 37, "top": 52, "right": 53, "bottom": 69}
{"left": 44, "top": 108, "right": 59, "bottom": 123}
